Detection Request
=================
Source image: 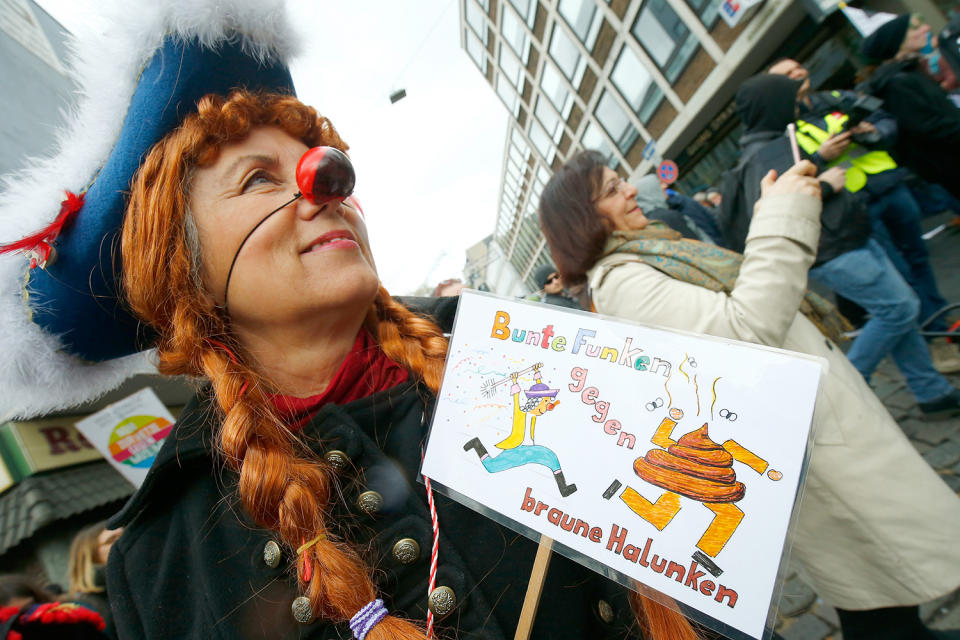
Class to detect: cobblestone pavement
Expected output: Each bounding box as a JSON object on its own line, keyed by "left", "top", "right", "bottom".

{"left": 773, "top": 214, "right": 960, "bottom": 640}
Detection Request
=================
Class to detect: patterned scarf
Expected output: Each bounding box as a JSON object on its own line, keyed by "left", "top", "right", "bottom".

{"left": 600, "top": 222, "right": 851, "bottom": 343}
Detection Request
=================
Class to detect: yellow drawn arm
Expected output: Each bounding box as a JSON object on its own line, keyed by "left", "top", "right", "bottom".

{"left": 651, "top": 418, "right": 678, "bottom": 448}
{"left": 722, "top": 439, "right": 768, "bottom": 474}
{"left": 495, "top": 384, "right": 527, "bottom": 449}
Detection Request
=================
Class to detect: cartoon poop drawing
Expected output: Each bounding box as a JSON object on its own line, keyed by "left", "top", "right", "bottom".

{"left": 633, "top": 424, "right": 745, "bottom": 503}
{"left": 615, "top": 416, "right": 775, "bottom": 559}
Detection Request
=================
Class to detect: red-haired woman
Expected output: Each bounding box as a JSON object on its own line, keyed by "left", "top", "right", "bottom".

{"left": 538, "top": 150, "right": 960, "bottom": 640}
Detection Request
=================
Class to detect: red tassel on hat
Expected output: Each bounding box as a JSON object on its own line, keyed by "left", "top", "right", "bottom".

{"left": 0, "top": 191, "right": 84, "bottom": 269}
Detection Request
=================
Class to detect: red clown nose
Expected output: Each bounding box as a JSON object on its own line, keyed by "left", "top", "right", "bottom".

{"left": 295, "top": 146, "right": 356, "bottom": 205}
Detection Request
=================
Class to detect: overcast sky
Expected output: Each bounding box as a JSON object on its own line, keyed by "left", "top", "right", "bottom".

{"left": 34, "top": 0, "right": 508, "bottom": 295}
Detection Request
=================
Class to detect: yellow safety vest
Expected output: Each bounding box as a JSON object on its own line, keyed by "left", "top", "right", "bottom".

{"left": 794, "top": 112, "right": 897, "bottom": 192}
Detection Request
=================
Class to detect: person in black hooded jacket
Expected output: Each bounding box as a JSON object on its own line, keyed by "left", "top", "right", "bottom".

{"left": 859, "top": 13, "right": 960, "bottom": 200}
{"left": 718, "top": 74, "right": 960, "bottom": 419}
{"left": 718, "top": 75, "right": 870, "bottom": 262}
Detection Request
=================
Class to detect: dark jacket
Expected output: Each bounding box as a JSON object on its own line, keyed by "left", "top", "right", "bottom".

{"left": 69, "top": 569, "right": 115, "bottom": 640}
{"left": 541, "top": 292, "right": 581, "bottom": 309}
{"left": 105, "top": 298, "right": 637, "bottom": 640}
{"left": 719, "top": 131, "right": 871, "bottom": 266}
{"left": 645, "top": 207, "right": 703, "bottom": 241}
{"left": 665, "top": 192, "right": 725, "bottom": 246}
{"left": 860, "top": 58, "right": 960, "bottom": 200}
{"left": 719, "top": 75, "right": 870, "bottom": 266}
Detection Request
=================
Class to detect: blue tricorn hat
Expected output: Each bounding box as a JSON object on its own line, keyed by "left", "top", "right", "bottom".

{"left": 0, "top": 0, "right": 300, "bottom": 417}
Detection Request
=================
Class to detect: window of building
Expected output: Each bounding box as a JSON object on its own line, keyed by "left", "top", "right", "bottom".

{"left": 511, "top": 126, "right": 530, "bottom": 150}
{"left": 465, "top": 0, "right": 488, "bottom": 40}
{"left": 558, "top": 0, "right": 602, "bottom": 50}
{"left": 501, "top": 4, "right": 531, "bottom": 63}
{"left": 464, "top": 28, "right": 487, "bottom": 73}
{"left": 595, "top": 90, "right": 639, "bottom": 154}
{"left": 503, "top": 178, "right": 519, "bottom": 202}
{"left": 685, "top": 0, "right": 722, "bottom": 27}
{"left": 506, "top": 157, "right": 523, "bottom": 181}
{"left": 508, "top": 146, "right": 526, "bottom": 171}
{"left": 496, "top": 74, "right": 521, "bottom": 117}
{"left": 531, "top": 179, "right": 544, "bottom": 203}
{"left": 506, "top": 161, "right": 525, "bottom": 191}
{"left": 529, "top": 121, "right": 557, "bottom": 165}
{"left": 610, "top": 45, "right": 663, "bottom": 124}
{"left": 534, "top": 96, "right": 564, "bottom": 142}
{"left": 539, "top": 62, "right": 574, "bottom": 117}
{"left": 499, "top": 44, "right": 525, "bottom": 91}
{"left": 509, "top": 0, "right": 537, "bottom": 27}
{"left": 548, "top": 23, "right": 587, "bottom": 88}
{"left": 581, "top": 122, "right": 618, "bottom": 169}
{"left": 538, "top": 165, "right": 551, "bottom": 182}
{"left": 631, "top": 0, "right": 700, "bottom": 83}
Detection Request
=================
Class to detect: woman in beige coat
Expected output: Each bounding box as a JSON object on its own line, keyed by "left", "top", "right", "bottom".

{"left": 539, "top": 151, "right": 960, "bottom": 640}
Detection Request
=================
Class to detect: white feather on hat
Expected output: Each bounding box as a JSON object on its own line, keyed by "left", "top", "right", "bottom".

{"left": 0, "top": 0, "right": 301, "bottom": 419}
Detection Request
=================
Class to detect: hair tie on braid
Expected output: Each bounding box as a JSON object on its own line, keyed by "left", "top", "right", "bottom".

{"left": 349, "top": 599, "right": 388, "bottom": 640}
{"left": 297, "top": 534, "right": 325, "bottom": 555}
{"left": 206, "top": 338, "right": 249, "bottom": 396}
{"left": 298, "top": 534, "right": 325, "bottom": 582}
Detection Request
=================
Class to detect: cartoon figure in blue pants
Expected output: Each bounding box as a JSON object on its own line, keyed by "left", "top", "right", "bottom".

{"left": 464, "top": 365, "right": 577, "bottom": 497}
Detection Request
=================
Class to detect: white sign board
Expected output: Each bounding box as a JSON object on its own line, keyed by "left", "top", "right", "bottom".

{"left": 75, "top": 387, "right": 175, "bottom": 487}
{"left": 422, "top": 291, "right": 823, "bottom": 640}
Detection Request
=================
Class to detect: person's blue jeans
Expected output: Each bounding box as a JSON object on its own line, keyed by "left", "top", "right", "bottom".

{"left": 868, "top": 184, "right": 948, "bottom": 332}
{"left": 810, "top": 239, "right": 954, "bottom": 403}
{"left": 908, "top": 179, "right": 960, "bottom": 217}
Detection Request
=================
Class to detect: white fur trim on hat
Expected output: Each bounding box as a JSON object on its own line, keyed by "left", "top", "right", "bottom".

{"left": 0, "top": 0, "right": 300, "bottom": 419}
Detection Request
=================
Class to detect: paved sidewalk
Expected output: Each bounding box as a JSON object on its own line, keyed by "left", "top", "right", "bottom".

{"left": 775, "top": 214, "right": 960, "bottom": 640}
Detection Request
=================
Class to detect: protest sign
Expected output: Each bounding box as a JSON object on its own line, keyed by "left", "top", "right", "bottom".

{"left": 75, "top": 387, "right": 175, "bottom": 487}
{"left": 421, "top": 291, "right": 824, "bottom": 640}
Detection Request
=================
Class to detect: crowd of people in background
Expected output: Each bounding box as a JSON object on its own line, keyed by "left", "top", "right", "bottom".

{"left": 0, "top": 522, "right": 118, "bottom": 639}
{"left": 504, "top": 11, "right": 960, "bottom": 417}
{"left": 530, "top": 13, "right": 960, "bottom": 640}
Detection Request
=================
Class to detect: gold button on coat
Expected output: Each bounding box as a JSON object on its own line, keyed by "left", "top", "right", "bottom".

{"left": 324, "top": 449, "right": 349, "bottom": 471}
{"left": 597, "top": 599, "right": 615, "bottom": 624}
{"left": 263, "top": 540, "right": 281, "bottom": 569}
{"left": 392, "top": 538, "right": 420, "bottom": 565}
{"left": 428, "top": 586, "right": 456, "bottom": 617}
{"left": 357, "top": 490, "right": 384, "bottom": 515}
{"left": 291, "top": 596, "right": 314, "bottom": 624}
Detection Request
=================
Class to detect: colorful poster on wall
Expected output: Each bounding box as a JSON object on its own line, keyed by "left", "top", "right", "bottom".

{"left": 75, "top": 387, "right": 175, "bottom": 487}
{"left": 421, "top": 291, "right": 824, "bottom": 640}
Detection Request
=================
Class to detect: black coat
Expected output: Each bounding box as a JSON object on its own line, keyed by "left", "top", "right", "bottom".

{"left": 861, "top": 58, "right": 960, "bottom": 200}
{"left": 718, "top": 131, "right": 871, "bottom": 267}
{"left": 541, "top": 292, "right": 581, "bottom": 310}
{"left": 105, "top": 298, "right": 639, "bottom": 640}
{"left": 665, "top": 193, "right": 725, "bottom": 247}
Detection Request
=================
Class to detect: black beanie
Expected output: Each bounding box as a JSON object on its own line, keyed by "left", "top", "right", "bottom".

{"left": 735, "top": 74, "right": 801, "bottom": 134}
{"left": 861, "top": 14, "right": 910, "bottom": 62}
{"left": 533, "top": 265, "right": 557, "bottom": 287}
